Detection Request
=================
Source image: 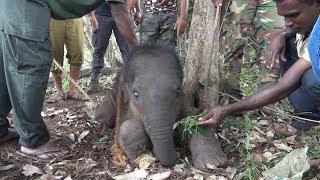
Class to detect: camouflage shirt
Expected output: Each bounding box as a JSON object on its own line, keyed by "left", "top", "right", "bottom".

{"left": 142, "top": 0, "right": 178, "bottom": 13}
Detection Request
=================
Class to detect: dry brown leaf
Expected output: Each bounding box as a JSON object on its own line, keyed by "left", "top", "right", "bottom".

{"left": 134, "top": 154, "right": 156, "bottom": 170}
{"left": 22, "top": 164, "right": 43, "bottom": 176}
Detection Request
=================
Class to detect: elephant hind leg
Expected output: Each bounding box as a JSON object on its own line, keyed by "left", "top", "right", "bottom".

{"left": 117, "top": 120, "right": 151, "bottom": 162}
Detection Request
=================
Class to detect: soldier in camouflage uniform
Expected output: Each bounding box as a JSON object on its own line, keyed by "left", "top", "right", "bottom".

{"left": 220, "top": 0, "right": 284, "bottom": 96}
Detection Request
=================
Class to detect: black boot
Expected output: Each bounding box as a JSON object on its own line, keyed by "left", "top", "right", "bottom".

{"left": 87, "top": 72, "right": 100, "bottom": 94}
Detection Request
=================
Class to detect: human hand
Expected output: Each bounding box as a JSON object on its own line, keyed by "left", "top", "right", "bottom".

{"left": 266, "top": 32, "right": 287, "bottom": 69}
{"left": 174, "top": 16, "right": 186, "bottom": 36}
{"left": 197, "top": 107, "right": 229, "bottom": 127}
{"left": 90, "top": 15, "right": 99, "bottom": 32}
{"left": 212, "top": 0, "right": 223, "bottom": 7}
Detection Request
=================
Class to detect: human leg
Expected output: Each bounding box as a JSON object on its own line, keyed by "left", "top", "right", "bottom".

{"left": 158, "top": 12, "right": 178, "bottom": 47}
{"left": 64, "top": 18, "right": 86, "bottom": 99}
{"left": 0, "top": 31, "right": 18, "bottom": 143}
{"left": 49, "top": 19, "right": 66, "bottom": 101}
{"left": 113, "top": 21, "right": 129, "bottom": 63}
{"left": 2, "top": 32, "right": 51, "bottom": 148}
{"left": 87, "top": 16, "right": 114, "bottom": 94}
{"left": 140, "top": 13, "right": 160, "bottom": 45}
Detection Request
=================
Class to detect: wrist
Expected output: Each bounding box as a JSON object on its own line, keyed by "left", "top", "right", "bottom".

{"left": 280, "top": 28, "right": 294, "bottom": 39}
{"left": 179, "top": 15, "right": 186, "bottom": 21}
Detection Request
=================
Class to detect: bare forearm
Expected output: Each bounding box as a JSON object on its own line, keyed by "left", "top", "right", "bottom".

{"left": 225, "top": 85, "right": 294, "bottom": 114}
{"left": 225, "top": 59, "right": 310, "bottom": 115}
{"left": 179, "top": 0, "right": 188, "bottom": 18}
{"left": 127, "top": 0, "right": 138, "bottom": 11}
{"left": 110, "top": 3, "right": 138, "bottom": 49}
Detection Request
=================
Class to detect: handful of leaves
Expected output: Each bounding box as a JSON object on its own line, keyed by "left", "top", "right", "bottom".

{"left": 173, "top": 110, "right": 207, "bottom": 140}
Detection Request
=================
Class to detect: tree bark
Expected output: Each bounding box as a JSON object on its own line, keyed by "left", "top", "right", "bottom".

{"left": 183, "top": 0, "right": 223, "bottom": 110}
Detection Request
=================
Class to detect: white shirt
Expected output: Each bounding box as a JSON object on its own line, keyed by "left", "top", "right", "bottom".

{"left": 296, "top": 34, "right": 311, "bottom": 62}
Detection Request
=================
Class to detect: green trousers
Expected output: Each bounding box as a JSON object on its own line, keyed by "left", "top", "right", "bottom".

{"left": 0, "top": 30, "right": 52, "bottom": 148}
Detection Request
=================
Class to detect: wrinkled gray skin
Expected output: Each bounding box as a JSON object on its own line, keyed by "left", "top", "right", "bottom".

{"left": 96, "top": 45, "right": 227, "bottom": 169}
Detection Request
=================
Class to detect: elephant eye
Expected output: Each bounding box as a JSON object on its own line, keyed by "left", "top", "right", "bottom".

{"left": 133, "top": 89, "right": 139, "bottom": 98}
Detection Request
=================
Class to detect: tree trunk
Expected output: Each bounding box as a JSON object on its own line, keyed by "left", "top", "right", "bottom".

{"left": 183, "top": 0, "right": 223, "bottom": 110}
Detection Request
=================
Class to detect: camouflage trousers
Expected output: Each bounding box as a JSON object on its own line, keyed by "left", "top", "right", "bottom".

{"left": 221, "top": 0, "right": 284, "bottom": 94}
{"left": 140, "top": 12, "right": 178, "bottom": 47}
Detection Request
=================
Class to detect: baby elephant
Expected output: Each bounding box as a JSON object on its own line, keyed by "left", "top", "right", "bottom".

{"left": 96, "top": 45, "right": 227, "bottom": 169}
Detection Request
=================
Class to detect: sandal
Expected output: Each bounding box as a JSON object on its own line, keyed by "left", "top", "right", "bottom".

{"left": 47, "top": 93, "right": 64, "bottom": 103}
{"left": 66, "top": 92, "right": 88, "bottom": 101}
{"left": 0, "top": 129, "right": 19, "bottom": 144}
{"left": 16, "top": 144, "right": 70, "bottom": 163}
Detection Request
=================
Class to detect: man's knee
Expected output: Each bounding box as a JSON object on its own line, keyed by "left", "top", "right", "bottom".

{"left": 302, "top": 69, "right": 320, "bottom": 98}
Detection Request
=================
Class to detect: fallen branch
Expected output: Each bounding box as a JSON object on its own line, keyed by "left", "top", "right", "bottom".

{"left": 53, "top": 59, "right": 98, "bottom": 108}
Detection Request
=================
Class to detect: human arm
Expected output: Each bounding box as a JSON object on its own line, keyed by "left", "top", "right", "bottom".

{"left": 109, "top": 2, "right": 139, "bottom": 49}
{"left": 212, "top": 0, "right": 222, "bottom": 7}
{"left": 127, "top": 0, "right": 138, "bottom": 11}
{"left": 198, "top": 59, "right": 312, "bottom": 126}
{"left": 266, "top": 27, "right": 295, "bottom": 69}
{"left": 88, "top": 12, "right": 99, "bottom": 31}
{"left": 174, "top": 0, "right": 188, "bottom": 36}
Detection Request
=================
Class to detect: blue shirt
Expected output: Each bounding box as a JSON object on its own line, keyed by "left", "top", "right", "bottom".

{"left": 94, "top": 2, "right": 112, "bottom": 17}
{"left": 308, "top": 15, "right": 320, "bottom": 81}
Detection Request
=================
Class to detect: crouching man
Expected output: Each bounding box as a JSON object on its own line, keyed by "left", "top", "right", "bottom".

{"left": 199, "top": 0, "right": 320, "bottom": 133}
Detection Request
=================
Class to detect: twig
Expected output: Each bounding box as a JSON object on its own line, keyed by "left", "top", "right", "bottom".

{"left": 208, "top": 87, "right": 320, "bottom": 124}
{"left": 53, "top": 59, "right": 98, "bottom": 108}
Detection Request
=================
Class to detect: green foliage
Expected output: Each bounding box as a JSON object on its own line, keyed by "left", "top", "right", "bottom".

{"left": 221, "top": 113, "right": 262, "bottom": 179}
{"left": 308, "top": 145, "right": 320, "bottom": 159}
{"left": 240, "top": 67, "right": 258, "bottom": 97}
{"left": 62, "top": 75, "right": 69, "bottom": 92}
{"left": 173, "top": 110, "right": 207, "bottom": 141}
{"left": 221, "top": 113, "right": 255, "bottom": 132}
{"left": 235, "top": 133, "right": 261, "bottom": 180}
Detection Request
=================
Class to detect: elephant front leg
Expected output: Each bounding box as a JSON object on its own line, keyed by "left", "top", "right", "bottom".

{"left": 118, "top": 119, "right": 152, "bottom": 162}
{"left": 189, "top": 127, "right": 228, "bottom": 170}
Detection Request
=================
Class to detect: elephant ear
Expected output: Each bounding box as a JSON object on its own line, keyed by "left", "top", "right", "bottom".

{"left": 123, "top": 84, "right": 131, "bottom": 104}
{"left": 120, "top": 72, "right": 130, "bottom": 104}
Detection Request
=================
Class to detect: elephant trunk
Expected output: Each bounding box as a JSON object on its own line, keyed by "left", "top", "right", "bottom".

{"left": 145, "top": 116, "right": 177, "bottom": 167}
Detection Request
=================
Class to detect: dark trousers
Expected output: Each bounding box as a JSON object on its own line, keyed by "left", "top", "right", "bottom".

{"left": 0, "top": 31, "right": 51, "bottom": 147}
{"left": 91, "top": 15, "right": 129, "bottom": 73}
{"left": 140, "top": 12, "right": 178, "bottom": 47}
{"left": 281, "top": 37, "right": 320, "bottom": 129}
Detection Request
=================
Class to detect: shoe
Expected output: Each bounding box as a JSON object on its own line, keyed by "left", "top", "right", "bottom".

{"left": 87, "top": 72, "right": 100, "bottom": 94}
{"left": 290, "top": 111, "right": 320, "bottom": 131}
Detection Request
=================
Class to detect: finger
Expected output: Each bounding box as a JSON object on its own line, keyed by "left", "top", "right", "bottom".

{"left": 174, "top": 22, "right": 178, "bottom": 30}
{"left": 177, "top": 26, "right": 181, "bottom": 36}
{"left": 197, "top": 119, "right": 212, "bottom": 125}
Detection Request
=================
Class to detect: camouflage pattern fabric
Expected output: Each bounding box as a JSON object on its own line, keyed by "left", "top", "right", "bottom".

{"left": 140, "top": 12, "right": 178, "bottom": 47}
{"left": 221, "top": 0, "right": 284, "bottom": 61}
{"left": 221, "top": 0, "right": 284, "bottom": 94}
{"left": 142, "top": 0, "right": 178, "bottom": 13}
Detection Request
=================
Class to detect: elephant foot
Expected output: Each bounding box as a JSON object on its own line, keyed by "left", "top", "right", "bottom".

{"left": 118, "top": 120, "right": 151, "bottom": 162}
{"left": 111, "top": 143, "right": 128, "bottom": 167}
{"left": 190, "top": 130, "right": 228, "bottom": 170}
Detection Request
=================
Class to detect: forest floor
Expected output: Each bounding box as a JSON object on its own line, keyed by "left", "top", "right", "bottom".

{"left": 0, "top": 71, "right": 319, "bottom": 180}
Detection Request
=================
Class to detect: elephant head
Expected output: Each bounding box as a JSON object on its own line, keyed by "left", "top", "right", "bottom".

{"left": 123, "top": 45, "right": 183, "bottom": 167}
